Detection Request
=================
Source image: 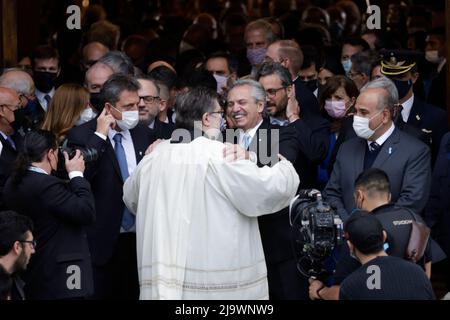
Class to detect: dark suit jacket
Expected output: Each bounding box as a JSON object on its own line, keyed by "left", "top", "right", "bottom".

{"left": 3, "top": 171, "right": 95, "bottom": 299}
{"left": 66, "top": 120, "right": 157, "bottom": 266}
{"left": 324, "top": 128, "right": 431, "bottom": 220}
{"left": 151, "top": 118, "right": 175, "bottom": 140}
{"left": 244, "top": 118, "right": 300, "bottom": 264}
{"left": 424, "top": 132, "right": 450, "bottom": 256}
{"left": 0, "top": 134, "right": 21, "bottom": 211}
{"left": 428, "top": 63, "right": 447, "bottom": 111}
{"left": 294, "top": 77, "right": 320, "bottom": 117}
{"left": 406, "top": 96, "right": 448, "bottom": 164}
{"left": 289, "top": 115, "right": 330, "bottom": 188}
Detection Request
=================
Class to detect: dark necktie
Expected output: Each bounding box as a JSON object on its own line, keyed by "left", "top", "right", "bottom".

{"left": 369, "top": 141, "right": 381, "bottom": 153}
{"left": 44, "top": 94, "right": 52, "bottom": 108}
{"left": 5, "top": 135, "right": 16, "bottom": 150}
{"left": 113, "top": 133, "right": 135, "bottom": 231}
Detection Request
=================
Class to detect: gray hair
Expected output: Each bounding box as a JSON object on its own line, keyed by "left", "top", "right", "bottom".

{"left": 351, "top": 51, "right": 379, "bottom": 77}
{"left": 101, "top": 74, "right": 141, "bottom": 106}
{"left": 0, "top": 68, "right": 34, "bottom": 95}
{"left": 175, "top": 87, "right": 218, "bottom": 130}
{"left": 360, "top": 76, "right": 399, "bottom": 110}
{"left": 228, "top": 79, "right": 266, "bottom": 103}
{"left": 245, "top": 19, "right": 277, "bottom": 45}
{"left": 98, "top": 51, "right": 134, "bottom": 75}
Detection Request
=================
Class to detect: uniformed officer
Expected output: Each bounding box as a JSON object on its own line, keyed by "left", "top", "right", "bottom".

{"left": 380, "top": 49, "right": 448, "bottom": 164}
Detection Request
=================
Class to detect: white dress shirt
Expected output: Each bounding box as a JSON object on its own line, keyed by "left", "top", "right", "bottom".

{"left": 367, "top": 122, "right": 395, "bottom": 149}
{"left": 35, "top": 88, "right": 55, "bottom": 112}
{"left": 401, "top": 94, "right": 414, "bottom": 123}
{"left": 238, "top": 119, "right": 263, "bottom": 149}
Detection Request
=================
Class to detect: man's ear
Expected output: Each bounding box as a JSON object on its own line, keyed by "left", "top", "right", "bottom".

{"left": 411, "top": 72, "right": 419, "bottom": 84}
{"left": 0, "top": 105, "right": 5, "bottom": 117}
{"left": 387, "top": 192, "right": 392, "bottom": 203}
{"left": 286, "top": 85, "right": 294, "bottom": 99}
{"left": 347, "top": 240, "right": 354, "bottom": 253}
{"left": 159, "top": 99, "right": 167, "bottom": 113}
{"left": 256, "top": 100, "right": 265, "bottom": 114}
{"left": 382, "top": 230, "right": 387, "bottom": 243}
{"left": 12, "top": 241, "right": 22, "bottom": 255}
{"left": 201, "top": 112, "right": 210, "bottom": 127}
{"left": 229, "top": 72, "right": 238, "bottom": 82}
{"left": 281, "top": 58, "right": 290, "bottom": 69}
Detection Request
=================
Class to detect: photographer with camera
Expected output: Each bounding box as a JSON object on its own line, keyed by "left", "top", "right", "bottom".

{"left": 2, "top": 130, "right": 95, "bottom": 299}
{"left": 308, "top": 168, "right": 437, "bottom": 300}
{"left": 339, "top": 212, "right": 434, "bottom": 300}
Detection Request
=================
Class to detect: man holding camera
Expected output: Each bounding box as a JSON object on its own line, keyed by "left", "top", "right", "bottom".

{"left": 66, "top": 74, "right": 157, "bottom": 299}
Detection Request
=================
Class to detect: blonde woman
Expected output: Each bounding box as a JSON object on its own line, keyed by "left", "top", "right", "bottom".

{"left": 41, "top": 84, "right": 96, "bottom": 143}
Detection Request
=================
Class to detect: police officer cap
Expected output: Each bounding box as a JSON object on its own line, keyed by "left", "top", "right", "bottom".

{"left": 380, "top": 49, "right": 420, "bottom": 76}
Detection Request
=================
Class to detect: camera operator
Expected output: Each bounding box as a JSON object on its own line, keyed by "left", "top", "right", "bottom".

{"left": 339, "top": 212, "right": 434, "bottom": 300}
{"left": 309, "top": 168, "right": 435, "bottom": 300}
{"left": 2, "top": 130, "right": 95, "bottom": 299}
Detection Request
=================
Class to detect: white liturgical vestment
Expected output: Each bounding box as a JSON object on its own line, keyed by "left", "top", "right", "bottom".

{"left": 123, "top": 137, "right": 299, "bottom": 300}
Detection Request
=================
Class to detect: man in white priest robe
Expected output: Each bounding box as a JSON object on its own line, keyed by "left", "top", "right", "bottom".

{"left": 123, "top": 86, "right": 299, "bottom": 300}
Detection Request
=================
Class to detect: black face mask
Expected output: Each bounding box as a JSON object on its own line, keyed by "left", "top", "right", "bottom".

{"left": 90, "top": 92, "right": 103, "bottom": 113}
{"left": 392, "top": 79, "right": 412, "bottom": 100}
{"left": 11, "top": 109, "right": 26, "bottom": 132}
{"left": 301, "top": 79, "right": 318, "bottom": 93}
{"left": 34, "top": 71, "right": 58, "bottom": 93}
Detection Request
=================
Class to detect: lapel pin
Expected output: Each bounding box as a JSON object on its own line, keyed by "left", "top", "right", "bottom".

{"left": 388, "top": 147, "right": 392, "bottom": 155}
{"left": 416, "top": 115, "right": 421, "bottom": 121}
{"left": 139, "top": 151, "right": 143, "bottom": 156}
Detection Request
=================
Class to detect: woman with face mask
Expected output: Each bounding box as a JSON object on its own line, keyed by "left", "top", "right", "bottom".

{"left": 41, "top": 84, "right": 97, "bottom": 178}
{"left": 317, "top": 75, "right": 359, "bottom": 187}
{"left": 41, "top": 84, "right": 97, "bottom": 143}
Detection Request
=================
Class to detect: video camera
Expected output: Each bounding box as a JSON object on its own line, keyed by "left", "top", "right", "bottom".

{"left": 59, "top": 140, "right": 99, "bottom": 163}
{"left": 289, "top": 189, "right": 344, "bottom": 280}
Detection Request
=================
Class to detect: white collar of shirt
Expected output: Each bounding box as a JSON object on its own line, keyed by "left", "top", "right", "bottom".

{"left": 148, "top": 119, "right": 156, "bottom": 129}
{"left": 35, "top": 88, "right": 55, "bottom": 112}
{"left": 108, "top": 127, "right": 131, "bottom": 145}
{"left": 313, "top": 87, "right": 318, "bottom": 97}
{"left": 438, "top": 58, "right": 447, "bottom": 73}
{"left": 107, "top": 127, "right": 138, "bottom": 179}
{"left": 28, "top": 166, "right": 49, "bottom": 175}
{"left": 270, "top": 117, "right": 289, "bottom": 126}
{"left": 0, "top": 131, "right": 8, "bottom": 156}
{"left": 0, "top": 131, "right": 7, "bottom": 140}
{"left": 367, "top": 122, "right": 395, "bottom": 149}
{"left": 238, "top": 119, "right": 263, "bottom": 147}
{"left": 401, "top": 94, "right": 414, "bottom": 123}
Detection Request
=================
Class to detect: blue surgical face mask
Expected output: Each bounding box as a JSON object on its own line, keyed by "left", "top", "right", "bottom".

{"left": 342, "top": 59, "right": 352, "bottom": 75}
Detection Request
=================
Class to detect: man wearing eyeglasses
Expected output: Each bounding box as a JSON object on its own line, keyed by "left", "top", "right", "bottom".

{"left": 0, "top": 88, "right": 22, "bottom": 211}
{"left": 137, "top": 77, "right": 175, "bottom": 139}
{"left": 0, "top": 210, "right": 35, "bottom": 300}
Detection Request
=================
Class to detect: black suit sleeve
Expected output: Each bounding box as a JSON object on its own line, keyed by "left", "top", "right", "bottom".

{"left": 40, "top": 176, "right": 96, "bottom": 226}
{"left": 289, "top": 117, "right": 330, "bottom": 163}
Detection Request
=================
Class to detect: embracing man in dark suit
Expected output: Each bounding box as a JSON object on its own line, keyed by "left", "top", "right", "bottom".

{"left": 66, "top": 74, "right": 157, "bottom": 299}
{"left": 324, "top": 77, "right": 431, "bottom": 221}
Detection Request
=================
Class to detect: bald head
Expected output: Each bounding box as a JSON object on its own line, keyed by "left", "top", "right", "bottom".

{"left": 85, "top": 62, "right": 114, "bottom": 93}
{"left": 82, "top": 41, "right": 110, "bottom": 69}
{"left": 0, "top": 87, "right": 20, "bottom": 134}
{"left": 0, "top": 69, "right": 35, "bottom": 96}
{"left": 147, "top": 60, "right": 176, "bottom": 74}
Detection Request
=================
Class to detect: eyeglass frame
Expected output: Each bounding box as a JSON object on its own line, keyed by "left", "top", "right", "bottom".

{"left": 19, "top": 239, "right": 37, "bottom": 249}
{"left": 139, "top": 95, "right": 161, "bottom": 105}
{"left": 209, "top": 110, "right": 224, "bottom": 118}
{"left": 265, "top": 87, "right": 286, "bottom": 97}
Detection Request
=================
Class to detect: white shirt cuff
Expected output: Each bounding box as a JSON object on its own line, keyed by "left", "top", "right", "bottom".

{"left": 95, "top": 132, "right": 107, "bottom": 140}
{"left": 68, "top": 171, "right": 84, "bottom": 179}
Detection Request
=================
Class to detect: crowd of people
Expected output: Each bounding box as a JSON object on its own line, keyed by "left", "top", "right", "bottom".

{"left": 0, "top": 0, "right": 449, "bottom": 300}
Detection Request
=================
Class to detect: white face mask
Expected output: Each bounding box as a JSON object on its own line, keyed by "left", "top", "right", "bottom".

{"left": 75, "top": 107, "right": 97, "bottom": 126}
{"left": 352, "top": 110, "right": 384, "bottom": 140}
{"left": 425, "top": 50, "right": 441, "bottom": 64}
{"left": 213, "top": 74, "right": 228, "bottom": 94}
{"left": 112, "top": 106, "right": 139, "bottom": 130}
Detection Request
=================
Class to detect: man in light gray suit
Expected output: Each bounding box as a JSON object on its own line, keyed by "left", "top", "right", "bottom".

{"left": 324, "top": 77, "right": 431, "bottom": 220}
